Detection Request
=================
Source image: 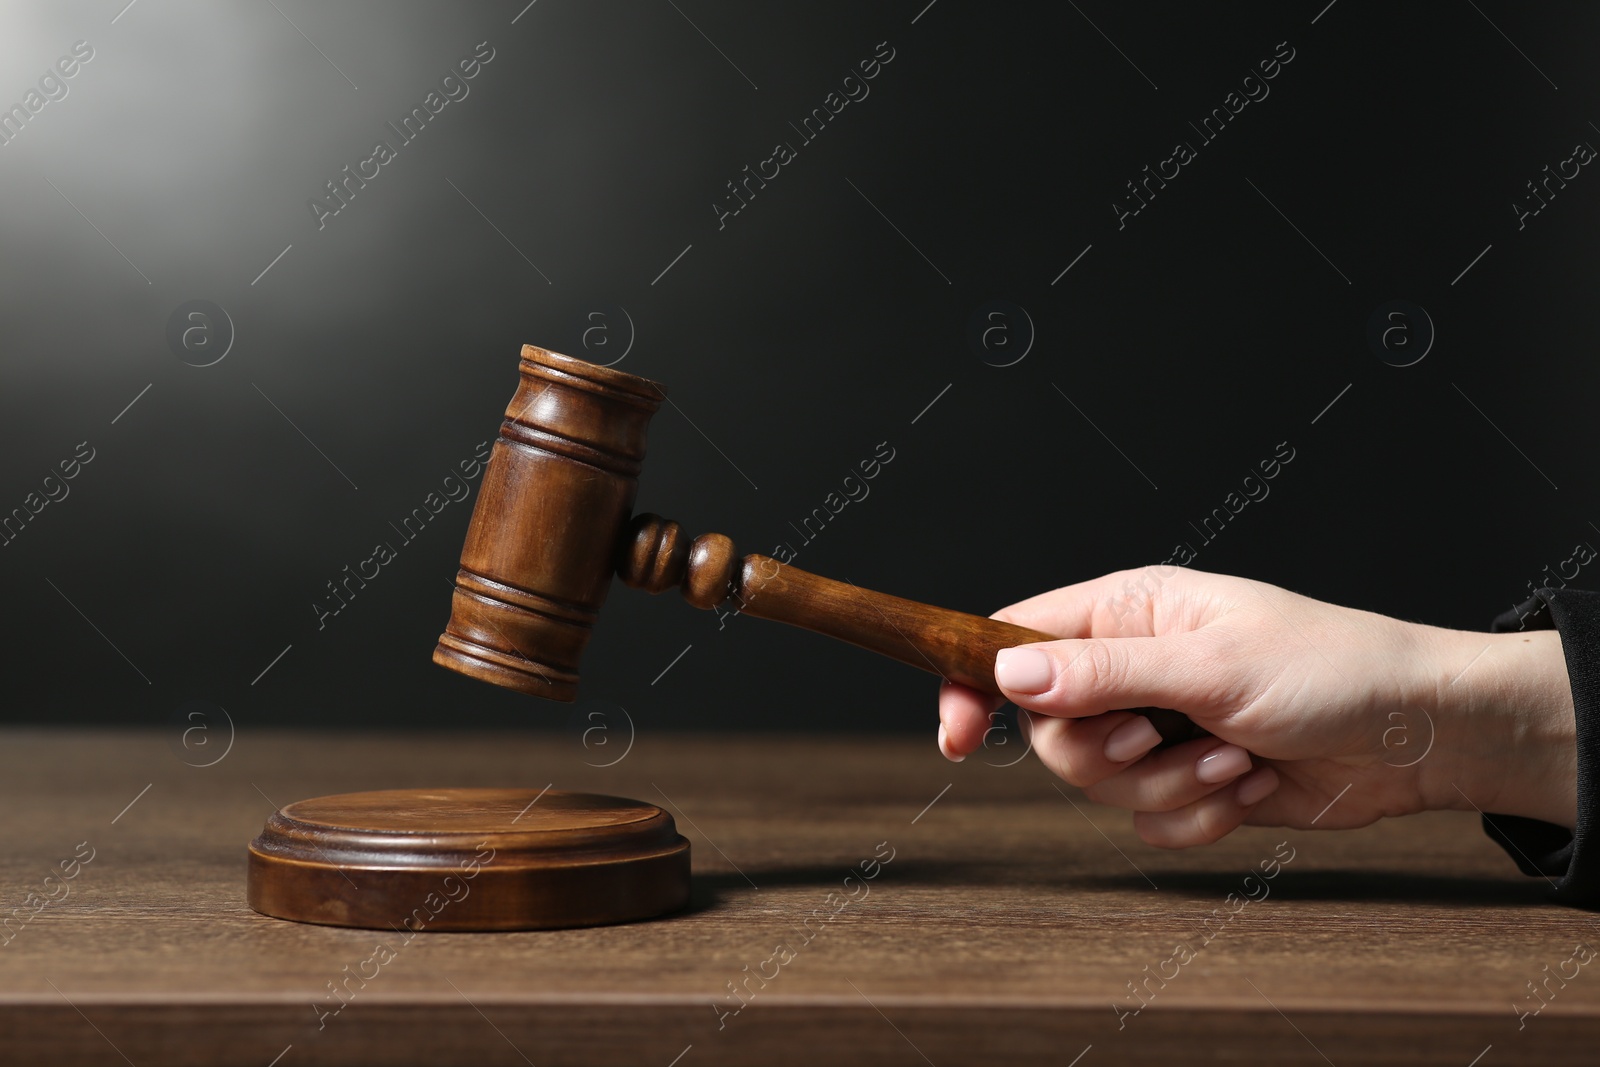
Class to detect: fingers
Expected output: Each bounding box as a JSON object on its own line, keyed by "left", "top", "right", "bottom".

{"left": 937, "top": 681, "right": 1002, "bottom": 762}
{"left": 1132, "top": 768, "right": 1279, "bottom": 848}
{"left": 1024, "top": 706, "right": 1283, "bottom": 848}
{"left": 995, "top": 634, "right": 1224, "bottom": 721}
{"left": 1082, "top": 739, "right": 1255, "bottom": 812}
{"left": 1024, "top": 710, "right": 1164, "bottom": 788}
{"left": 1030, "top": 712, "right": 1268, "bottom": 812}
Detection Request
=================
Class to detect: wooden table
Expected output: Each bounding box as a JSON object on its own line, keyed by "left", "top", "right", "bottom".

{"left": 2, "top": 729, "right": 1596, "bottom": 1065}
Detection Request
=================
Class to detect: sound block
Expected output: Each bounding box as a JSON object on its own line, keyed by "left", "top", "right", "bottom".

{"left": 247, "top": 788, "right": 691, "bottom": 931}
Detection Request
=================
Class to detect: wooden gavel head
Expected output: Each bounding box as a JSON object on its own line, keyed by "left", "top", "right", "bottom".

{"left": 433, "top": 345, "right": 664, "bottom": 701}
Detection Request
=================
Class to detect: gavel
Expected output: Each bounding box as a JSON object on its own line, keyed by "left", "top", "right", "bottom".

{"left": 258, "top": 345, "right": 1206, "bottom": 938}
{"left": 434, "top": 346, "right": 1192, "bottom": 740}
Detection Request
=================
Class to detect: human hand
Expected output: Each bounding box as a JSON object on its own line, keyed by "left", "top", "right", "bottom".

{"left": 938, "top": 568, "right": 1576, "bottom": 848}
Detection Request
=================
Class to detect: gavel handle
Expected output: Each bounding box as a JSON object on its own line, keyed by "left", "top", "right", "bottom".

{"left": 617, "top": 515, "right": 1201, "bottom": 740}
{"left": 731, "top": 554, "right": 1043, "bottom": 695}
{"left": 619, "top": 515, "right": 1034, "bottom": 692}
{"left": 734, "top": 556, "right": 1202, "bottom": 741}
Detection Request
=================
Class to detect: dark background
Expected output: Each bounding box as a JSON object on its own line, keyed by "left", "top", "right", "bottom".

{"left": 2, "top": 1, "right": 1595, "bottom": 736}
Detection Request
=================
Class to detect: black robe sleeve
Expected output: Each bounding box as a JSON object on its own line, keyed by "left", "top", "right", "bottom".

{"left": 1481, "top": 587, "right": 1600, "bottom": 907}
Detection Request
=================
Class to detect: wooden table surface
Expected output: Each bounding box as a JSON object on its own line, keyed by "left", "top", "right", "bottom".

{"left": 2, "top": 728, "right": 1596, "bottom": 1065}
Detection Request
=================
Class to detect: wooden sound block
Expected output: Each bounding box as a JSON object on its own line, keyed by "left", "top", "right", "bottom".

{"left": 246, "top": 788, "right": 691, "bottom": 931}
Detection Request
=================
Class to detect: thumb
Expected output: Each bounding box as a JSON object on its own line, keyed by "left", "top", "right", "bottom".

{"left": 994, "top": 635, "right": 1219, "bottom": 719}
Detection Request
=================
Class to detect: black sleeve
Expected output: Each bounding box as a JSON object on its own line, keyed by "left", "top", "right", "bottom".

{"left": 1481, "top": 587, "right": 1600, "bottom": 908}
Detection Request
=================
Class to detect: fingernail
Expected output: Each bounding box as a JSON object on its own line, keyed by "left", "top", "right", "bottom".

{"left": 1236, "top": 767, "right": 1279, "bottom": 806}
{"left": 1195, "top": 744, "right": 1252, "bottom": 784}
{"left": 995, "top": 647, "right": 1053, "bottom": 694}
{"left": 1103, "top": 717, "right": 1162, "bottom": 763}
{"left": 938, "top": 723, "right": 964, "bottom": 763}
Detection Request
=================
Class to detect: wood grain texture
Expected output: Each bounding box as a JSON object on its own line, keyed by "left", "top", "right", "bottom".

{"left": 1, "top": 729, "right": 1595, "bottom": 1065}
{"left": 433, "top": 345, "right": 665, "bottom": 702}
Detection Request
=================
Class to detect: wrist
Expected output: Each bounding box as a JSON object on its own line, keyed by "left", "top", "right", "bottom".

{"left": 1419, "top": 627, "right": 1576, "bottom": 829}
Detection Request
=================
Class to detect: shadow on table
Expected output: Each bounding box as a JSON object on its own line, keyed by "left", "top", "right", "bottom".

{"left": 1070, "top": 868, "right": 1552, "bottom": 907}
{"left": 685, "top": 861, "right": 1005, "bottom": 915}
{"left": 686, "top": 863, "right": 1552, "bottom": 911}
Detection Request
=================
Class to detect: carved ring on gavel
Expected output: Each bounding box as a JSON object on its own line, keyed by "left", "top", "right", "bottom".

{"left": 434, "top": 345, "right": 1196, "bottom": 742}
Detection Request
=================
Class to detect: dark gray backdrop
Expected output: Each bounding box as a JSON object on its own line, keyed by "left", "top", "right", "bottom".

{"left": 2, "top": 1, "right": 1595, "bottom": 735}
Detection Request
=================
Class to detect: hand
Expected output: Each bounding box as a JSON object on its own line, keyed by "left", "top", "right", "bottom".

{"left": 938, "top": 567, "right": 1577, "bottom": 848}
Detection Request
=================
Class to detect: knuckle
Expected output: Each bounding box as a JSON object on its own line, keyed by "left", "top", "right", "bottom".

{"left": 1108, "top": 567, "right": 1146, "bottom": 587}
{"left": 1143, "top": 774, "right": 1187, "bottom": 814}
{"left": 1191, "top": 801, "right": 1238, "bottom": 846}
{"left": 1034, "top": 725, "right": 1100, "bottom": 788}
{"left": 1079, "top": 763, "right": 1123, "bottom": 801}
{"left": 1055, "top": 750, "right": 1097, "bottom": 788}
{"left": 1070, "top": 639, "right": 1122, "bottom": 697}
{"left": 1135, "top": 798, "right": 1238, "bottom": 849}
{"left": 1133, "top": 813, "right": 1186, "bottom": 850}
{"left": 1027, "top": 722, "right": 1072, "bottom": 783}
